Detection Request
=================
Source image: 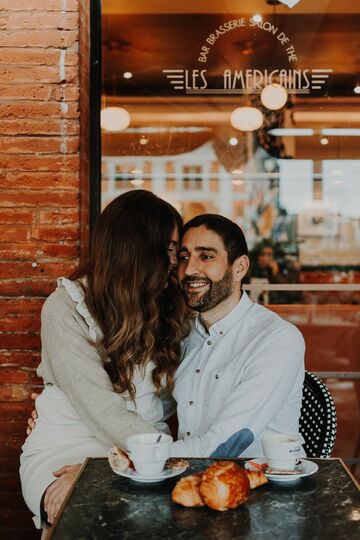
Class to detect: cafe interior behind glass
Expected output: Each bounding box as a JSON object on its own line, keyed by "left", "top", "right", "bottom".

{"left": 99, "top": 0, "right": 360, "bottom": 474}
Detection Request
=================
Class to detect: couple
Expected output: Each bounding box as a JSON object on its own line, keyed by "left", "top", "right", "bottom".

{"left": 20, "top": 190, "right": 305, "bottom": 528}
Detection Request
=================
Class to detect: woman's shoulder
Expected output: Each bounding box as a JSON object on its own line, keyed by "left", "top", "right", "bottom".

{"left": 42, "top": 280, "right": 80, "bottom": 320}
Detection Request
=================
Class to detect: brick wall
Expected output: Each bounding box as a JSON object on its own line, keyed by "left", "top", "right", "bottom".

{"left": 0, "top": 1, "right": 85, "bottom": 538}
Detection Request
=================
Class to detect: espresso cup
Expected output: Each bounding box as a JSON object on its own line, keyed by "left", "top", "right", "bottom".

{"left": 125, "top": 433, "right": 173, "bottom": 476}
{"left": 262, "top": 433, "right": 303, "bottom": 470}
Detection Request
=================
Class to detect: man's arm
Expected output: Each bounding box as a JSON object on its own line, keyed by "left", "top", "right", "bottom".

{"left": 170, "top": 325, "right": 305, "bottom": 457}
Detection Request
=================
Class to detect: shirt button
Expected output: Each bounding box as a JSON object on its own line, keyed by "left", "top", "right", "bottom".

{"left": 219, "top": 331, "right": 224, "bottom": 335}
{"left": 189, "top": 401, "right": 194, "bottom": 406}
{"left": 186, "top": 431, "right": 191, "bottom": 436}
{"left": 195, "top": 369, "right": 200, "bottom": 374}
{"left": 215, "top": 374, "right": 220, "bottom": 379}
{"left": 207, "top": 340, "right": 212, "bottom": 345}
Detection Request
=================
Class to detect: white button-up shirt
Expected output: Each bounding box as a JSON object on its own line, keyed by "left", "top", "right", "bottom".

{"left": 170, "top": 291, "right": 305, "bottom": 457}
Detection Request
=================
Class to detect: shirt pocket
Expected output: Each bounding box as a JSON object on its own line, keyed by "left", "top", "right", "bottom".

{"left": 203, "top": 370, "right": 234, "bottom": 418}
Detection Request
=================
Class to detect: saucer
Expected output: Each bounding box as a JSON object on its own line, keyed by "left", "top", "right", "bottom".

{"left": 245, "top": 458, "right": 319, "bottom": 483}
{"left": 112, "top": 465, "right": 188, "bottom": 483}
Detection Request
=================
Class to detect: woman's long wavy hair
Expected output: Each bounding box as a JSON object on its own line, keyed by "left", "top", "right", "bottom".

{"left": 70, "top": 190, "right": 186, "bottom": 400}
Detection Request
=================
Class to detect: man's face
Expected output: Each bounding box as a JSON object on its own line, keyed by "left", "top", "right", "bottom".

{"left": 177, "top": 225, "right": 237, "bottom": 312}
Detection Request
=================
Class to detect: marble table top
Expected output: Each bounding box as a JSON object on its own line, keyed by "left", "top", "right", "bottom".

{"left": 48, "top": 458, "right": 360, "bottom": 540}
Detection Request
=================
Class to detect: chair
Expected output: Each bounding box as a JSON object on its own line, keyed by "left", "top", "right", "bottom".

{"left": 299, "top": 371, "right": 337, "bottom": 458}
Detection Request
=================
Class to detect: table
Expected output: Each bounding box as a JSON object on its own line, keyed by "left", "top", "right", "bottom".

{"left": 48, "top": 458, "right": 360, "bottom": 540}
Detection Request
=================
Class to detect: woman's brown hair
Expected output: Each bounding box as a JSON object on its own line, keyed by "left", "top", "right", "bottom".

{"left": 71, "top": 190, "right": 186, "bottom": 400}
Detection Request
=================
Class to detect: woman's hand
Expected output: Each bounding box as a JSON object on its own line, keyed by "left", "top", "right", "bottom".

{"left": 44, "top": 464, "right": 82, "bottom": 524}
{"left": 26, "top": 392, "right": 39, "bottom": 436}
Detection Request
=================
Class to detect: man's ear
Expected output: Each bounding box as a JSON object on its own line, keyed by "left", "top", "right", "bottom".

{"left": 233, "top": 255, "right": 250, "bottom": 282}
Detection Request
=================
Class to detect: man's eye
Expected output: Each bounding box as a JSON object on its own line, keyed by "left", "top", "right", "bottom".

{"left": 201, "top": 254, "right": 213, "bottom": 260}
{"left": 178, "top": 255, "right": 188, "bottom": 262}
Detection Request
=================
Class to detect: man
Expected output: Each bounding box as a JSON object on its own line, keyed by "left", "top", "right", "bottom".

{"left": 169, "top": 214, "right": 305, "bottom": 458}
{"left": 26, "top": 213, "right": 305, "bottom": 521}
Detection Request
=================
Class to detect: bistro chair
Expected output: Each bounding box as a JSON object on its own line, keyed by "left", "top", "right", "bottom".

{"left": 299, "top": 371, "right": 337, "bottom": 458}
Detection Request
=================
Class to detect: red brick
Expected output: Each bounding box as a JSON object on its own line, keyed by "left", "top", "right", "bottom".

{"left": 0, "top": 227, "right": 30, "bottom": 242}
{"left": 0, "top": 351, "right": 41, "bottom": 368}
{"left": 0, "top": 473, "right": 21, "bottom": 492}
{"left": 0, "top": 299, "right": 43, "bottom": 317}
{"left": 0, "top": 84, "right": 52, "bottom": 100}
{"left": 0, "top": 242, "right": 79, "bottom": 260}
{"left": 0, "top": 278, "right": 56, "bottom": 297}
{"left": 0, "top": 0, "right": 78, "bottom": 9}
{"left": 1, "top": 154, "right": 80, "bottom": 171}
{"left": 52, "top": 84, "right": 80, "bottom": 101}
{"left": 32, "top": 225, "right": 79, "bottom": 242}
{"left": 0, "top": 209, "right": 33, "bottom": 224}
{"left": 0, "top": 317, "right": 40, "bottom": 333}
{"left": 39, "top": 208, "right": 79, "bottom": 224}
{"left": 40, "top": 242, "right": 79, "bottom": 258}
{"left": 0, "top": 508, "right": 37, "bottom": 528}
{"left": 0, "top": 385, "right": 29, "bottom": 403}
{"left": 1, "top": 30, "right": 78, "bottom": 48}
{"left": 0, "top": 118, "right": 79, "bottom": 136}
{"left": 0, "top": 136, "right": 79, "bottom": 154}
{"left": 0, "top": 190, "right": 79, "bottom": 207}
{"left": 0, "top": 334, "right": 41, "bottom": 350}
{"left": 0, "top": 49, "right": 61, "bottom": 65}
{"left": 0, "top": 101, "right": 79, "bottom": 119}
{"left": 0, "top": 243, "right": 37, "bottom": 260}
{"left": 4, "top": 11, "right": 79, "bottom": 30}
{"left": 1, "top": 527, "right": 40, "bottom": 540}
{"left": 0, "top": 65, "right": 78, "bottom": 84}
{"left": 0, "top": 368, "right": 29, "bottom": 384}
{"left": 1, "top": 171, "right": 79, "bottom": 189}
{"left": 0, "top": 261, "right": 77, "bottom": 278}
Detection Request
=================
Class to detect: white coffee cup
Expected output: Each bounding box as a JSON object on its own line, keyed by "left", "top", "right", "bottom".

{"left": 125, "top": 433, "right": 173, "bottom": 476}
{"left": 262, "top": 433, "right": 304, "bottom": 470}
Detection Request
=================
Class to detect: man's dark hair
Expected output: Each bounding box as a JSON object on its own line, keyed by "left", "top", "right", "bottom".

{"left": 182, "top": 214, "right": 248, "bottom": 264}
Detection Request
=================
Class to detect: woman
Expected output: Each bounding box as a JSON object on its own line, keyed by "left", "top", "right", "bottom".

{"left": 20, "top": 190, "right": 187, "bottom": 528}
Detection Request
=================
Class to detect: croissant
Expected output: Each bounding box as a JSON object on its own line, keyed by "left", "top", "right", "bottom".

{"left": 172, "top": 461, "right": 267, "bottom": 512}
{"left": 171, "top": 473, "right": 205, "bottom": 507}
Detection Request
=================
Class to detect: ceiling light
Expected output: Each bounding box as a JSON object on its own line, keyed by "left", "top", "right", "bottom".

{"left": 130, "top": 179, "right": 144, "bottom": 186}
{"left": 277, "top": 0, "right": 301, "bottom": 7}
{"left": 261, "top": 83, "right": 287, "bottom": 110}
{"left": 232, "top": 179, "right": 244, "bottom": 186}
{"left": 321, "top": 128, "right": 360, "bottom": 136}
{"left": 251, "top": 14, "right": 263, "bottom": 23}
{"left": 229, "top": 137, "right": 239, "bottom": 146}
{"left": 320, "top": 137, "right": 329, "bottom": 145}
{"left": 230, "top": 107, "right": 264, "bottom": 131}
{"left": 139, "top": 137, "right": 149, "bottom": 145}
{"left": 232, "top": 168, "right": 244, "bottom": 175}
{"left": 130, "top": 168, "right": 143, "bottom": 174}
{"left": 101, "top": 107, "right": 130, "bottom": 132}
{"left": 123, "top": 72, "right": 133, "bottom": 79}
{"left": 268, "top": 128, "right": 314, "bottom": 136}
{"left": 354, "top": 85, "right": 360, "bottom": 94}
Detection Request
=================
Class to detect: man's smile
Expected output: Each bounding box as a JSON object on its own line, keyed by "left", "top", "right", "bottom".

{"left": 183, "top": 279, "right": 211, "bottom": 294}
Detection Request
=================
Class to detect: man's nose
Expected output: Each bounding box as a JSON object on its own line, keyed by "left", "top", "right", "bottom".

{"left": 183, "top": 256, "right": 199, "bottom": 276}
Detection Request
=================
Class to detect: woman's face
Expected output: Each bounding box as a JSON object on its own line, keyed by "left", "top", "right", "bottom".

{"left": 168, "top": 226, "right": 180, "bottom": 271}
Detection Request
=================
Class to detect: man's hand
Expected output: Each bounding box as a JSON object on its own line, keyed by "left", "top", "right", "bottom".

{"left": 44, "top": 464, "right": 82, "bottom": 524}
{"left": 26, "top": 392, "right": 39, "bottom": 436}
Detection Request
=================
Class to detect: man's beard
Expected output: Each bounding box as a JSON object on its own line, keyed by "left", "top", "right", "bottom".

{"left": 181, "top": 268, "right": 234, "bottom": 312}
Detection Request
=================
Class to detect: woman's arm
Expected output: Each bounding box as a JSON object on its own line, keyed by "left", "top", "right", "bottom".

{"left": 40, "top": 289, "right": 158, "bottom": 448}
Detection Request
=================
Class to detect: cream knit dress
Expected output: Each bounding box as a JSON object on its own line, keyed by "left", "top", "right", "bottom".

{"left": 20, "top": 278, "right": 173, "bottom": 528}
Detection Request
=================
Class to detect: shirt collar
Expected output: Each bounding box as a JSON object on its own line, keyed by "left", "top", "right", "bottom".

{"left": 194, "top": 290, "right": 253, "bottom": 337}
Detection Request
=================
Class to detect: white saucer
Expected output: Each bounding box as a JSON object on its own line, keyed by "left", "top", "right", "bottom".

{"left": 112, "top": 465, "right": 188, "bottom": 483}
{"left": 245, "top": 458, "right": 319, "bottom": 483}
